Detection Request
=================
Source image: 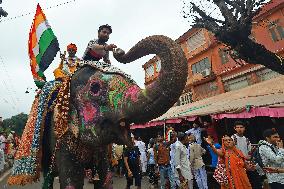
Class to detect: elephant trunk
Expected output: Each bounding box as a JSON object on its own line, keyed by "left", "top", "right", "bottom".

{"left": 114, "top": 35, "right": 188, "bottom": 124}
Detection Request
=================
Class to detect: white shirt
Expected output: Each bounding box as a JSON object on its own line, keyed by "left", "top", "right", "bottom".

{"left": 170, "top": 140, "right": 178, "bottom": 167}
{"left": 135, "top": 140, "right": 147, "bottom": 163}
{"left": 174, "top": 141, "right": 193, "bottom": 180}
{"left": 231, "top": 134, "right": 251, "bottom": 157}
{"left": 147, "top": 148, "right": 155, "bottom": 165}
{"left": 135, "top": 140, "right": 146, "bottom": 154}
{"left": 185, "top": 127, "right": 202, "bottom": 144}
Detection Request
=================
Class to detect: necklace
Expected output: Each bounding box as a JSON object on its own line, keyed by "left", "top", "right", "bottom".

{"left": 67, "top": 57, "right": 79, "bottom": 67}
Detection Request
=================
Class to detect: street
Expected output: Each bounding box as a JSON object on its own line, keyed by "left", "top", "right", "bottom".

{"left": 0, "top": 172, "right": 151, "bottom": 189}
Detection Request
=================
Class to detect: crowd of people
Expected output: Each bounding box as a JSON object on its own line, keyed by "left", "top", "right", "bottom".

{"left": 0, "top": 120, "right": 283, "bottom": 189}
{"left": 0, "top": 131, "right": 20, "bottom": 173}
{"left": 107, "top": 120, "right": 284, "bottom": 189}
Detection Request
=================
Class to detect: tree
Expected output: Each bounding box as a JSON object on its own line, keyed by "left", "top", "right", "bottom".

{"left": 184, "top": 0, "right": 284, "bottom": 74}
{"left": 2, "top": 113, "right": 28, "bottom": 135}
{"left": 0, "top": 0, "right": 8, "bottom": 18}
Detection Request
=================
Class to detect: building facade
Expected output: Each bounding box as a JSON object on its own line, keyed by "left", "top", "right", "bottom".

{"left": 143, "top": 0, "right": 284, "bottom": 106}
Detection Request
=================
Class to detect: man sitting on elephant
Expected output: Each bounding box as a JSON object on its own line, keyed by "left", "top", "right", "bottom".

{"left": 82, "top": 24, "right": 117, "bottom": 64}
{"left": 53, "top": 43, "right": 80, "bottom": 81}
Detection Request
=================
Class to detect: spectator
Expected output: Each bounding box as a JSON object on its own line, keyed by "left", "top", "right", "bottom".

{"left": 206, "top": 135, "right": 221, "bottom": 189}
{"left": 231, "top": 121, "right": 251, "bottom": 158}
{"left": 0, "top": 132, "right": 6, "bottom": 152}
{"left": 185, "top": 120, "right": 205, "bottom": 145}
{"left": 154, "top": 133, "right": 175, "bottom": 189}
{"left": 203, "top": 119, "right": 218, "bottom": 143}
{"left": 124, "top": 137, "right": 141, "bottom": 189}
{"left": 147, "top": 142, "right": 158, "bottom": 188}
{"left": 169, "top": 131, "right": 180, "bottom": 188}
{"left": 231, "top": 121, "right": 262, "bottom": 189}
{"left": 205, "top": 135, "right": 252, "bottom": 189}
{"left": 175, "top": 132, "right": 193, "bottom": 189}
{"left": 112, "top": 143, "right": 124, "bottom": 177}
{"left": 135, "top": 136, "right": 147, "bottom": 174}
{"left": 188, "top": 134, "right": 208, "bottom": 189}
{"left": 259, "top": 129, "right": 284, "bottom": 189}
{"left": 206, "top": 136, "right": 221, "bottom": 168}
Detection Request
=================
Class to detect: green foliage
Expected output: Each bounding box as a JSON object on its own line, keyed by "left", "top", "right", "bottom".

{"left": 1, "top": 113, "right": 28, "bottom": 136}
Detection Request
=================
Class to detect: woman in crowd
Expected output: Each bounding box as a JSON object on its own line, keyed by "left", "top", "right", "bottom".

{"left": 205, "top": 135, "right": 253, "bottom": 189}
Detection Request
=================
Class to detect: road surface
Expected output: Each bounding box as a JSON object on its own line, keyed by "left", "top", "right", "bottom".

{"left": 0, "top": 172, "right": 151, "bottom": 189}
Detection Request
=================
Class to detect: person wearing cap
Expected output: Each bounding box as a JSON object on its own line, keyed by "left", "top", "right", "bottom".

{"left": 82, "top": 24, "right": 117, "bottom": 64}
{"left": 174, "top": 132, "right": 193, "bottom": 189}
{"left": 53, "top": 43, "right": 80, "bottom": 80}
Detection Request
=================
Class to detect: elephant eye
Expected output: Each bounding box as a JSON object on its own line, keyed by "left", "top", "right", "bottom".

{"left": 90, "top": 82, "right": 101, "bottom": 95}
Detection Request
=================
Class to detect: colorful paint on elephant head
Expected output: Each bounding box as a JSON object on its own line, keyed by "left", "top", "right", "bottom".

{"left": 75, "top": 72, "right": 140, "bottom": 131}
{"left": 108, "top": 75, "right": 140, "bottom": 110}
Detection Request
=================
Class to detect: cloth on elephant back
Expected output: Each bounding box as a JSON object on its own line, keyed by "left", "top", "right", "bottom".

{"left": 8, "top": 80, "right": 61, "bottom": 185}
{"left": 79, "top": 60, "right": 136, "bottom": 83}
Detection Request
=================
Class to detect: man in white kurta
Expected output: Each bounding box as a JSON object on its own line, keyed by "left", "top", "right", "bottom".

{"left": 175, "top": 132, "right": 193, "bottom": 189}
{"left": 135, "top": 137, "right": 147, "bottom": 173}
{"left": 170, "top": 132, "right": 180, "bottom": 187}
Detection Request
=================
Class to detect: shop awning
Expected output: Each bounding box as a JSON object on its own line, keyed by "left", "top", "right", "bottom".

{"left": 131, "top": 75, "right": 284, "bottom": 129}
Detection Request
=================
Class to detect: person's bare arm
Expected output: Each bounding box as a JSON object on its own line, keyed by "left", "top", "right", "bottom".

{"left": 90, "top": 44, "right": 117, "bottom": 51}
{"left": 103, "top": 57, "right": 111, "bottom": 64}
{"left": 124, "top": 156, "right": 132, "bottom": 177}
{"left": 263, "top": 167, "right": 284, "bottom": 173}
{"left": 204, "top": 137, "right": 224, "bottom": 157}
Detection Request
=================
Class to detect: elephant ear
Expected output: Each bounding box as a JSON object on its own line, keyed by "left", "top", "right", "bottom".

{"left": 67, "top": 104, "right": 80, "bottom": 138}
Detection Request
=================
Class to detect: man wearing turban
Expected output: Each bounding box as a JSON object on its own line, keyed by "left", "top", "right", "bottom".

{"left": 54, "top": 43, "right": 80, "bottom": 80}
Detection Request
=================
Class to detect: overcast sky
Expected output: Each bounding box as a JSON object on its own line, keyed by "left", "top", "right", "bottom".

{"left": 0, "top": 0, "right": 193, "bottom": 119}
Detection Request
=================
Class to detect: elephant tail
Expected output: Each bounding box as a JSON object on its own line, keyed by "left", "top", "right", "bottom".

{"left": 114, "top": 35, "right": 188, "bottom": 124}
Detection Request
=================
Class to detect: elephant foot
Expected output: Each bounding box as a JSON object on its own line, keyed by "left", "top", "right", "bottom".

{"left": 56, "top": 142, "right": 85, "bottom": 189}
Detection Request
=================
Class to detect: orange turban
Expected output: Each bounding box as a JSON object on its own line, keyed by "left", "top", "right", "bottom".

{"left": 67, "top": 43, "right": 77, "bottom": 52}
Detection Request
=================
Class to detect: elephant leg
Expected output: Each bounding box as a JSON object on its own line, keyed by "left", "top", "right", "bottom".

{"left": 56, "top": 145, "right": 85, "bottom": 189}
{"left": 42, "top": 111, "right": 56, "bottom": 189}
{"left": 93, "top": 149, "right": 110, "bottom": 189}
{"left": 42, "top": 171, "right": 54, "bottom": 189}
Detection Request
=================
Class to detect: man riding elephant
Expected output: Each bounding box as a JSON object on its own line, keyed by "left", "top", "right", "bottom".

{"left": 54, "top": 43, "right": 80, "bottom": 81}
{"left": 83, "top": 24, "right": 117, "bottom": 64}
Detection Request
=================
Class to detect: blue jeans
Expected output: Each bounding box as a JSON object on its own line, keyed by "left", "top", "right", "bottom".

{"left": 159, "top": 165, "right": 175, "bottom": 189}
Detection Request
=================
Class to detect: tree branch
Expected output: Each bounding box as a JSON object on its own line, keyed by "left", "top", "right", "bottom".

{"left": 212, "top": 0, "right": 237, "bottom": 26}
{"left": 187, "top": 0, "right": 284, "bottom": 74}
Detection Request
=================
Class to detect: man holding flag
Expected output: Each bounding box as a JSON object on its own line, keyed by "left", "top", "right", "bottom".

{"left": 53, "top": 43, "right": 80, "bottom": 81}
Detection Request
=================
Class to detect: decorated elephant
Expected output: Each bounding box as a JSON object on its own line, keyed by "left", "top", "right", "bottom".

{"left": 8, "top": 35, "right": 187, "bottom": 189}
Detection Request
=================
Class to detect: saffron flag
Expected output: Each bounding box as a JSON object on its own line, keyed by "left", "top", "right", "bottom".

{"left": 28, "top": 4, "right": 59, "bottom": 88}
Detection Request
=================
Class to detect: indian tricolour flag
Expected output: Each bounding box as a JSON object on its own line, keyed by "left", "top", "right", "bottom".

{"left": 28, "top": 4, "right": 59, "bottom": 88}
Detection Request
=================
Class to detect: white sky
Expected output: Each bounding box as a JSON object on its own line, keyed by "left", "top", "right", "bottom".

{"left": 0, "top": 0, "right": 191, "bottom": 119}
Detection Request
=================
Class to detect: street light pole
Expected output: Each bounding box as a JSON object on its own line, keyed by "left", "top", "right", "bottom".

{"left": 0, "top": 0, "right": 8, "bottom": 18}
